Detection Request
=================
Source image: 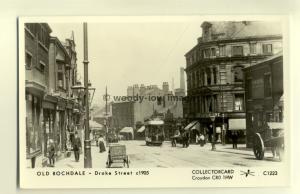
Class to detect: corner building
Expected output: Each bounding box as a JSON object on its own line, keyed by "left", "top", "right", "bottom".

{"left": 184, "top": 21, "right": 282, "bottom": 143}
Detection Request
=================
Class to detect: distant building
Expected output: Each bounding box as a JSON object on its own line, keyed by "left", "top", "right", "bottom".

{"left": 113, "top": 80, "right": 185, "bottom": 139}
{"left": 244, "top": 53, "right": 283, "bottom": 147}
{"left": 184, "top": 21, "right": 282, "bottom": 143}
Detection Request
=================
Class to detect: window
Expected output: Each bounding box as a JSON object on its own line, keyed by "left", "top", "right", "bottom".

{"left": 206, "top": 69, "right": 211, "bottom": 85}
{"left": 262, "top": 44, "right": 272, "bottom": 54}
{"left": 234, "top": 94, "right": 244, "bottom": 111}
{"left": 203, "top": 49, "right": 211, "bottom": 58}
{"left": 39, "top": 62, "right": 45, "bottom": 73}
{"left": 58, "top": 72, "right": 64, "bottom": 88}
{"left": 233, "top": 66, "right": 243, "bottom": 82}
{"left": 213, "top": 68, "right": 217, "bottom": 84}
{"left": 219, "top": 45, "right": 226, "bottom": 56}
{"left": 266, "top": 112, "right": 273, "bottom": 122}
{"left": 36, "top": 61, "right": 45, "bottom": 73}
{"left": 25, "top": 52, "right": 32, "bottom": 68}
{"left": 250, "top": 43, "right": 257, "bottom": 54}
{"left": 211, "top": 48, "right": 216, "bottom": 57}
{"left": 232, "top": 46, "right": 243, "bottom": 56}
{"left": 264, "top": 74, "right": 272, "bottom": 97}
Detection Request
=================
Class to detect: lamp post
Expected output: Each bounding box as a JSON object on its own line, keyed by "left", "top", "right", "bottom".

{"left": 209, "top": 113, "right": 216, "bottom": 151}
{"left": 83, "top": 22, "right": 92, "bottom": 168}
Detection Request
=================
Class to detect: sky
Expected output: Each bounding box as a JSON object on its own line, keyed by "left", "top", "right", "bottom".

{"left": 49, "top": 21, "right": 204, "bottom": 107}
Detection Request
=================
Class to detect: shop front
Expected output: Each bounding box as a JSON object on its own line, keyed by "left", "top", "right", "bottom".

{"left": 26, "top": 92, "right": 43, "bottom": 168}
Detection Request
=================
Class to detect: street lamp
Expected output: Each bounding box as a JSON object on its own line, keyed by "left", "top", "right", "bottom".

{"left": 209, "top": 113, "right": 216, "bottom": 151}
{"left": 83, "top": 22, "right": 92, "bottom": 168}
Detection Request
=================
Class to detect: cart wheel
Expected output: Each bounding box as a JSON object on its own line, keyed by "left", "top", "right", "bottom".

{"left": 253, "top": 133, "right": 265, "bottom": 160}
{"left": 278, "top": 144, "right": 284, "bottom": 161}
{"left": 126, "top": 156, "right": 129, "bottom": 168}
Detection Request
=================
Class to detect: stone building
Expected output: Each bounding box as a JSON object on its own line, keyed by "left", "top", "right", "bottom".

{"left": 184, "top": 21, "right": 282, "bottom": 143}
{"left": 25, "top": 23, "right": 52, "bottom": 168}
{"left": 25, "top": 23, "right": 82, "bottom": 168}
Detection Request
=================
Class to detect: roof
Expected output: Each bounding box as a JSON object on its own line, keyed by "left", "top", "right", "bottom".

{"left": 186, "top": 21, "right": 282, "bottom": 56}
{"left": 244, "top": 51, "right": 283, "bottom": 70}
{"left": 89, "top": 120, "right": 104, "bottom": 130}
{"left": 204, "top": 21, "right": 282, "bottom": 41}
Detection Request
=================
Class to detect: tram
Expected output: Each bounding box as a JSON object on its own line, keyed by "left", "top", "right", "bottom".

{"left": 145, "top": 119, "right": 165, "bottom": 146}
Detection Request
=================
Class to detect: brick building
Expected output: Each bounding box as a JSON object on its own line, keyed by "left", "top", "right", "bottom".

{"left": 184, "top": 21, "right": 282, "bottom": 143}
{"left": 244, "top": 53, "right": 283, "bottom": 147}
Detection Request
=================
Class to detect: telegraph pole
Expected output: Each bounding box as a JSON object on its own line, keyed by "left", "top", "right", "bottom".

{"left": 105, "top": 86, "right": 108, "bottom": 146}
{"left": 83, "top": 22, "right": 92, "bottom": 168}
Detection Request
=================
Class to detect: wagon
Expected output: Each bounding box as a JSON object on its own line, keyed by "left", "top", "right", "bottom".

{"left": 106, "top": 144, "right": 129, "bottom": 168}
{"left": 253, "top": 122, "right": 284, "bottom": 161}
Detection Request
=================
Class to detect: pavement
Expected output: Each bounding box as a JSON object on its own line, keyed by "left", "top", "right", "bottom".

{"left": 53, "top": 140, "right": 282, "bottom": 168}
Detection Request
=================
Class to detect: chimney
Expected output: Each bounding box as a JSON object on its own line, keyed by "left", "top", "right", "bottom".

{"left": 180, "top": 67, "right": 186, "bottom": 93}
{"left": 162, "top": 82, "right": 169, "bottom": 95}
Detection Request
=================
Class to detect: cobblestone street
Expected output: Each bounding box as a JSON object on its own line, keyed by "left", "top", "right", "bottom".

{"left": 54, "top": 140, "right": 282, "bottom": 168}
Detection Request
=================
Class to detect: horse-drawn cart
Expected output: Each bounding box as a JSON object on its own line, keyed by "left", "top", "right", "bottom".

{"left": 106, "top": 144, "right": 129, "bottom": 168}
{"left": 253, "top": 122, "right": 284, "bottom": 161}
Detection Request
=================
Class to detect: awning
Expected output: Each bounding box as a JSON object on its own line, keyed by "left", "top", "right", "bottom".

{"left": 89, "top": 120, "right": 104, "bottom": 131}
{"left": 137, "top": 126, "right": 145, "bottom": 133}
{"left": 267, "top": 122, "right": 284, "bottom": 130}
{"left": 184, "top": 121, "right": 199, "bottom": 130}
{"left": 228, "top": 119, "right": 246, "bottom": 130}
{"left": 120, "top": 127, "right": 134, "bottom": 134}
{"left": 145, "top": 120, "right": 164, "bottom": 125}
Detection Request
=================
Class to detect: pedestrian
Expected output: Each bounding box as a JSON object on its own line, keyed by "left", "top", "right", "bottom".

{"left": 231, "top": 131, "right": 238, "bottom": 149}
{"left": 171, "top": 129, "right": 180, "bottom": 147}
{"left": 47, "top": 139, "right": 55, "bottom": 167}
{"left": 199, "top": 133, "right": 205, "bottom": 147}
{"left": 98, "top": 135, "right": 106, "bottom": 153}
{"left": 73, "top": 132, "right": 82, "bottom": 162}
{"left": 182, "top": 130, "right": 190, "bottom": 148}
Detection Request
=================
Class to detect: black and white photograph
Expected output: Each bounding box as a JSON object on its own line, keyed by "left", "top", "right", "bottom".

{"left": 18, "top": 16, "right": 289, "bottom": 188}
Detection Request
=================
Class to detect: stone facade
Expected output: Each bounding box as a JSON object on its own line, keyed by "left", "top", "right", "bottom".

{"left": 184, "top": 21, "right": 282, "bottom": 143}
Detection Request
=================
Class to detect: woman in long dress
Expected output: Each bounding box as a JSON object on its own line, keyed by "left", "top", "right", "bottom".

{"left": 98, "top": 135, "right": 106, "bottom": 153}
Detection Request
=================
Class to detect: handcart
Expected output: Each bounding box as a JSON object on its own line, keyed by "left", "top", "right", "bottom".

{"left": 253, "top": 122, "right": 284, "bottom": 161}
{"left": 106, "top": 144, "right": 129, "bottom": 168}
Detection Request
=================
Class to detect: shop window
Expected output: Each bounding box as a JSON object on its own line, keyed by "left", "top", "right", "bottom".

{"left": 26, "top": 94, "right": 42, "bottom": 157}
{"left": 264, "top": 74, "right": 272, "bottom": 97}
{"left": 232, "top": 46, "right": 243, "bottom": 56}
{"left": 234, "top": 94, "right": 244, "bottom": 111}
{"left": 262, "top": 44, "right": 272, "bottom": 54}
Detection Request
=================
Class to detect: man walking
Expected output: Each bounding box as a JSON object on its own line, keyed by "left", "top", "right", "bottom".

{"left": 73, "top": 132, "right": 82, "bottom": 162}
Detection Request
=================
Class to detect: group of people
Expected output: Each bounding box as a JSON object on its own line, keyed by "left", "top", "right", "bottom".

{"left": 46, "top": 132, "right": 83, "bottom": 167}
{"left": 171, "top": 128, "right": 240, "bottom": 149}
